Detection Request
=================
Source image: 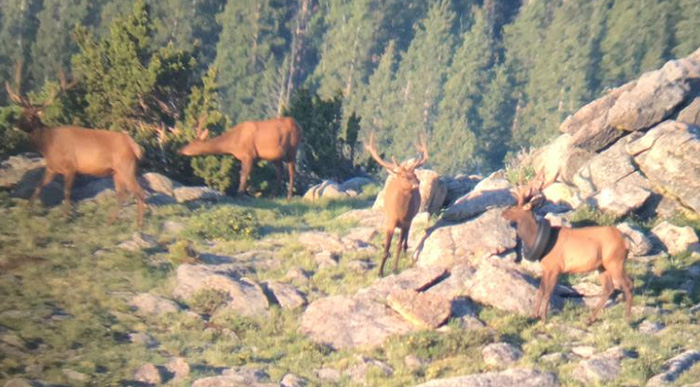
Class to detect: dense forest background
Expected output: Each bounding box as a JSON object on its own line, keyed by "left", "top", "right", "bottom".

{"left": 1, "top": 0, "right": 699, "bottom": 190}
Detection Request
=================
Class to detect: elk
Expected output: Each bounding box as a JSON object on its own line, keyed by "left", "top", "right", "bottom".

{"left": 5, "top": 64, "right": 146, "bottom": 227}
{"left": 365, "top": 133, "right": 428, "bottom": 277}
{"left": 178, "top": 117, "right": 302, "bottom": 199}
{"left": 501, "top": 170, "right": 633, "bottom": 323}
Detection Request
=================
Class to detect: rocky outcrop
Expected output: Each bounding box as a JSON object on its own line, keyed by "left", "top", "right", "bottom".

{"left": 443, "top": 172, "right": 514, "bottom": 221}
{"left": 651, "top": 221, "right": 700, "bottom": 255}
{"left": 303, "top": 180, "right": 357, "bottom": 201}
{"left": 415, "top": 368, "right": 559, "bottom": 387}
{"left": 646, "top": 350, "right": 700, "bottom": 387}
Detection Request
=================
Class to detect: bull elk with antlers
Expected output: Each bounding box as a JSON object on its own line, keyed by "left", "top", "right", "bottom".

{"left": 5, "top": 63, "right": 146, "bottom": 227}
{"left": 501, "top": 170, "right": 633, "bottom": 323}
{"left": 365, "top": 133, "right": 428, "bottom": 277}
{"left": 178, "top": 117, "right": 302, "bottom": 199}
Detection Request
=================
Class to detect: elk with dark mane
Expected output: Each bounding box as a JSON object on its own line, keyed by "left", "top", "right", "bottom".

{"left": 178, "top": 117, "right": 302, "bottom": 199}
{"left": 501, "top": 170, "right": 633, "bottom": 323}
{"left": 5, "top": 62, "right": 146, "bottom": 227}
{"left": 365, "top": 133, "right": 428, "bottom": 277}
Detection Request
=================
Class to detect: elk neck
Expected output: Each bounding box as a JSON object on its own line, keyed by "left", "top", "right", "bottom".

{"left": 515, "top": 211, "right": 539, "bottom": 251}
{"left": 190, "top": 134, "right": 231, "bottom": 155}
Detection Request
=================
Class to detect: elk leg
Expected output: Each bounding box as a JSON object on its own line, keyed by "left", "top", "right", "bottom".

{"left": 539, "top": 270, "right": 560, "bottom": 321}
{"left": 402, "top": 224, "right": 411, "bottom": 253}
{"left": 379, "top": 228, "right": 394, "bottom": 277}
{"left": 108, "top": 176, "right": 126, "bottom": 226}
{"left": 611, "top": 263, "right": 634, "bottom": 322}
{"left": 125, "top": 176, "right": 146, "bottom": 229}
{"left": 533, "top": 277, "right": 546, "bottom": 319}
{"left": 238, "top": 158, "right": 253, "bottom": 196}
{"left": 393, "top": 227, "right": 405, "bottom": 273}
{"left": 62, "top": 172, "right": 76, "bottom": 215}
{"left": 29, "top": 168, "right": 57, "bottom": 207}
{"left": 287, "top": 160, "right": 296, "bottom": 199}
{"left": 589, "top": 271, "right": 614, "bottom": 324}
{"left": 272, "top": 160, "right": 284, "bottom": 197}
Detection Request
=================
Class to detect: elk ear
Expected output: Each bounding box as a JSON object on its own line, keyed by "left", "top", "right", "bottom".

{"left": 530, "top": 194, "right": 545, "bottom": 208}
{"left": 523, "top": 202, "right": 533, "bottom": 211}
{"left": 199, "top": 128, "right": 210, "bottom": 140}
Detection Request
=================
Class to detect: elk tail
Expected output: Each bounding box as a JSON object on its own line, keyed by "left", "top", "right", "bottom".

{"left": 127, "top": 136, "right": 144, "bottom": 160}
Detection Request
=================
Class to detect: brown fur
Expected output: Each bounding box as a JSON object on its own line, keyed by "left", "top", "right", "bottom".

{"left": 502, "top": 172, "right": 633, "bottom": 323}
{"left": 6, "top": 79, "right": 146, "bottom": 228}
{"left": 178, "top": 117, "right": 302, "bottom": 199}
{"left": 365, "top": 133, "right": 427, "bottom": 277}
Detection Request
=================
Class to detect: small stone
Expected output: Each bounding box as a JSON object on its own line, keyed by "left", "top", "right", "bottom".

{"left": 571, "top": 346, "right": 597, "bottom": 358}
{"left": 646, "top": 350, "right": 700, "bottom": 387}
{"left": 62, "top": 369, "right": 89, "bottom": 383}
{"left": 347, "top": 259, "right": 373, "bottom": 272}
{"left": 166, "top": 357, "right": 190, "bottom": 381}
{"left": 134, "top": 363, "right": 161, "bottom": 385}
{"left": 482, "top": 342, "right": 523, "bottom": 366}
{"left": 572, "top": 347, "right": 625, "bottom": 384}
{"left": 130, "top": 293, "right": 180, "bottom": 317}
{"left": 280, "top": 373, "right": 307, "bottom": 387}
{"left": 639, "top": 320, "right": 664, "bottom": 334}
{"left": 404, "top": 355, "right": 427, "bottom": 372}
{"left": 265, "top": 281, "right": 306, "bottom": 310}
{"left": 386, "top": 289, "right": 451, "bottom": 329}
{"left": 315, "top": 368, "right": 341, "bottom": 382}
{"left": 344, "top": 355, "right": 393, "bottom": 383}
{"left": 541, "top": 352, "right": 567, "bottom": 363}
{"left": 129, "top": 332, "right": 159, "bottom": 348}
{"left": 314, "top": 251, "right": 338, "bottom": 268}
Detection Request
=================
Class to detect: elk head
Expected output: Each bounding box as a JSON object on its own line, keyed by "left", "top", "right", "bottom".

{"left": 501, "top": 169, "right": 556, "bottom": 223}
{"left": 177, "top": 112, "right": 211, "bottom": 156}
{"left": 5, "top": 60, "right": 77, "bottom": 133}
{"left": 364, "top": 132, "right": 428, "bottom": 192}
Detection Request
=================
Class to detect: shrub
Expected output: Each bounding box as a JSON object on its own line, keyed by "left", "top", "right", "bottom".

{"left": 184, "top": 205, "right": 259, "bottom": 241}
{"left": 190, "top": 288, "right": 230, "bottom": 315}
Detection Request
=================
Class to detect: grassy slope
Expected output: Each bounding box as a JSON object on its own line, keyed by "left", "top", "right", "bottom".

{"left": 0, "top": 191, "right": 699, "bottom": 386}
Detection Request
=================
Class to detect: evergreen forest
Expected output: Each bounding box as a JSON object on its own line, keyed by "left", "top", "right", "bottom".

{"left": 1, "top": 0, "right": 699, "bottom": 189}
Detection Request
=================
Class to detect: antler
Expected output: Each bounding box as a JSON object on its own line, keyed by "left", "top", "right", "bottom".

{"left": 514, "top": 168, "right": 558, "bottom": 207}
{"left": 5, "top": 59, "right": 30, "bottom": 107}
{"left": 35, "top": 68, "right": 79, "bottom": 109}
{"left": 408, "top": 133, "right": 428, "bottom": 170}
{"left": 364, "top": 132, "right": 399, "bottom": 172}
{"left": 193, "top": 111, "right": 210, "bottom": 140}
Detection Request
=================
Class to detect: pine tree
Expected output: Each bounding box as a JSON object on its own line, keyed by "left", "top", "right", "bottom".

{"left": 477, "top": 63, "right": 515, "bottom": 170}
{"left": 391, "top": 0, "right": 455, "bottom": 160}
{"left": 214, "top": 1, "right": 291, "bottom": 123}
{"left": 0, "top": 0, "right": 42, "bottom": 102}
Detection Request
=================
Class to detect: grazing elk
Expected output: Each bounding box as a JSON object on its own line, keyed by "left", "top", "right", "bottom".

{"left": 5, "top": 64, "right": 146, "bottom": 227}
{"left": 501, "top": 170, "right": 633, "bottom": 323}
{"left": 178, "top": 117, "right": 302, "bottom": 199}
{"left": 365, "top": 133, "right": 428, "bottom": 277}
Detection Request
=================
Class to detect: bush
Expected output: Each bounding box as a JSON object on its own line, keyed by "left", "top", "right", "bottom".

{"left": 190, "top": 288, "right": 230, "bottom": 315}
{"left": 184, "top": 205, "right": 259, "bottom": 241}
{"left": 0, "top": 107, "right": 31, "bottom": 160}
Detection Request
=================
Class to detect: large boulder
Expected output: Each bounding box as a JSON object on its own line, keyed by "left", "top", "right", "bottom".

{"left": 560, "top": 81, "right": 636, "bottom": 151}
{"left": 442, "top": 174, "right": 481, "bottom": 205}
{"left": 172, "top": 264, "right": 269, "bottom": 317}
{"left": 443, "top": 173, "right": 514, "bottom": 222}
{"left": 373, "top": 169, "right": 447, "bottom": 214}
{"left": 532, "top": 134, "right": 595, "bottom": 184}
{"left": 415, "top": 368, "right": 559, "bottom": 387}
{"left": 676, "top": 96, "right": 700, "bottom": 126}
{"left": 571, "top": 347, "right": 626, "bottom": 384}
{"left": 303, "top": 180, "right": 355, "bottom": 201}
{"left": 416, "top": 209, "right": 517, "bottom": 269}
{"left": 608, "top": 57, "right": 700, "bottom": 131}
{"left": 628, "top": 121, "right": 700, "bottom": 215}
{"left": 0, "top": 153, "right": 45, "bottom": 189}
{"left": 591, "top": 172, "right": 653, "bottom": 217}
{"left": 572, "top": 136, "right": 641, "bottom": 198}
{"left": 386, "top": 289, "right": 451, "bottom": 329}
{"left": 651, "top": 221, "right": 700, "bottom": 255}
{"left": 646, "top": 350, "right": 700, "bottom": 387}
{"left": 464, "top": 259, "right": 562, "bottom": 316}
{"left": 299, "top": 295, "right": 413, "bottom": 349}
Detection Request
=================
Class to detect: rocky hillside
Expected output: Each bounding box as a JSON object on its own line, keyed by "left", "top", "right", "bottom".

{"left": 2, "top": 51, "right": 700, "bottom": 387}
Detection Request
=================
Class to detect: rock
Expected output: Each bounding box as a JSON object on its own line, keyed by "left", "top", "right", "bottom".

{"left": 443, "top": 172, "right": 514, "bottom": 221}
{"left": 628, "top": 121, "right": 700, "bottom": 214}
{"left": 134, "top": 363, "right": 161, "bottom": 385}
{"left": 62, "top": 369, "right": 89, "bottom": 383}
{"left": 541, "top": 352, "right": 568, "bottom": 364}
{"left": 358, "top": 266, "right": 448, "bottom": 300}
{"left": 0, "top": 153, "right": 45, "bottom": 189}
{"left": 639, "top": 320, "right": 664, "bottom": 334}
{"left": 162, "top": 220, "right": 186, "bottom": 234}
{"left": 414, "top": 368, "right": 559, "bottom": 387}
{"left": 344, "top": 355, "right": 393, "bottom": 383}
{"left": 571, "top": 347, "right": 625, "bottom": 384}
{"left": 416, "top": 209, "right": 517, "bottom": 269}
{"left": 542, "top": 182, "right": 582, "bottom": 209}
{"left": 315, "top": 368, "right": 341, "bottom": 382}
{"left": 345, "top": 227, "right": 378, "bottom": 244}
{"left": 404, "top": 355, "right": 427, "bottom": 372}
{"left": 222, "top": 367, "right": 270, "bottom": 384}
{"left": 571, "top": 346, "right": 597, "bottom": 358}
{"left": 617, "top": 223, "right": 653, "bottom": 256}
{"left": 166, "top": 357, "right": 190, "bottom": 381}
{"left": 3, "top": 378, "right": 44, "bottom": 387}
{"left": 651, "top": 221, "right": 700, "bottom": 255}
{"left": 141, "top": 172, "right": 180, "bottom": 196}
{"left": 129, "top": 332, "right": 159, "bottom": 348}
{"left": 191, "top": 375, "right": 274, "bottom": 387}
{"left": 298, "top": 231, "right": 374, "bottom": 255}
{"left": 386, "top": 289, "right": 451, "bottom": 329}
{"left": 264, "top": 281, "right": 306, "bottom": 310}
{"left": 280, "top": 373, "right": 307, "bottom": 387}
{"left": 118, "top": 232, "right": 159, "bottom": 252}
{"left": 609, "top": 57, "right": 700, "bottom": 131}
{"left": 299, "top": 295, "right": 413, "bottom": 349}
{"left": 443, "top": 174, "right": 481, "bottom": 205}
{"left": 464, "top": 260, "right": 561, "bottom": 316}
{"left": 482, "top": 342, "right": 524, "bottom": 367}
{"left": 313, "top": 251, "right": 338, "bottom": 268}
{"left": 560, "top": 82, "right": 636, "bottom": 151}
{"left": 337, "top": 208, "right": 385, "bottom": 230}
{"left": 347, "top": 259, "right": 373, "bottom": 272}
{"left": 173, "top": 186, "right": 223, "bottom": 203}
{"left": 286, "top": 267, "right": 311, "bottom": 283}
{"left": 592, "top": 173, "right": 652, "bottom": 217}
{"left": 130, "top": 293, "right": 180, "bottom": 317}
{"left": 646, "top": 350, "right": 700, "bottom": 387}
{"left": 676, "top": 96, "right": 700, "bottom": 126}
{"left": 373, "top": 169, "right": 447, "bottom": 214}
{"left": 173, "top": 264, "right": 269, "bottom": 317}
{"left": 572, "top": 135, "right": 642, "bottom": 198}
{"left": 532, "top": 134, "right": 595, "bottom": 184}
{"left": 340, "top": 177, "right": 375, "bottom": 192}
{"left": 303, "top": 180, "right": 349, "bottom": 200}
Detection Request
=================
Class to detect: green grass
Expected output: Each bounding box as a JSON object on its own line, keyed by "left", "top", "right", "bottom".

{"left": 1, "top": 189, "right": 700, "bottom": 386}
